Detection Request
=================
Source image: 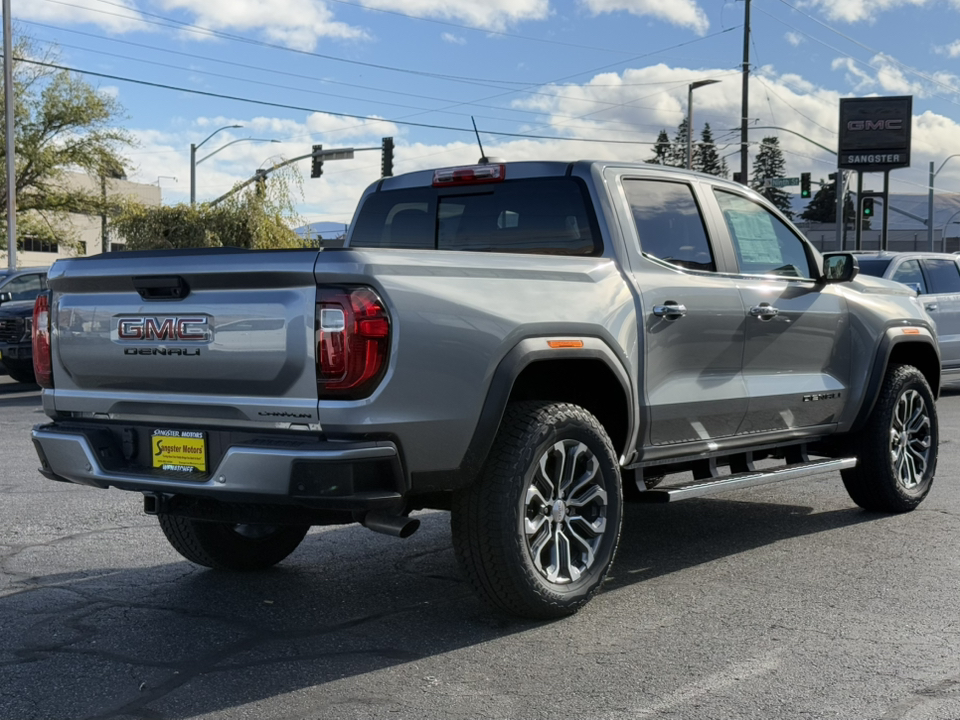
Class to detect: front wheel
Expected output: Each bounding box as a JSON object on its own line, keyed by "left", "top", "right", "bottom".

{"left": 158, "top": 515, "right": 310, "bottom": 570}
{"left": 452, "top": 401, "right": 623, "bottom": 619}
{"left": 840, "top": 364, "right": 938, "bottom": 512}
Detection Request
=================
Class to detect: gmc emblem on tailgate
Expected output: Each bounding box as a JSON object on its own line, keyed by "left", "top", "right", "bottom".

{"left": 117, "top": 316, "right": 210, "bottom": 341}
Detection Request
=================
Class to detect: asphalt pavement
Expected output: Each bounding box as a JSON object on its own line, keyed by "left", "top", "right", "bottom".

{"left": 3, "top": 376, "right": 960, "bottom": 719}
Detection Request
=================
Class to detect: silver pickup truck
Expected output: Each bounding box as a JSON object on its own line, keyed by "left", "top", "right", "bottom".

{"left": 30, "top": 160, "right": 940, "bottom": 619}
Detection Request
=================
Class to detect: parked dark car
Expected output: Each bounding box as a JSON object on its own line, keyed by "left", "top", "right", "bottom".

{"left": 831, "top": 251, "right": 960, "bottom": 379}
{"left": 0, "top": 267, "right": 48, "bottom": 383}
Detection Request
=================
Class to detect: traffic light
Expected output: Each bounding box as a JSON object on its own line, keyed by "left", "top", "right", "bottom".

{"left": 800, "top": 172, "right": 811, "bottom": 198}
{"left": 311, "top": 145, "right": 323, "bottom": 179}
{"left": 381, "top": 136, "right": 394, "bottom": 177}
{"left": 862, "top": 197, "right": 874, "bottom": 217}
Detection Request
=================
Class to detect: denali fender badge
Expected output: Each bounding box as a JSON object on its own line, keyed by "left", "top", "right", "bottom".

{"left": 258, "top": 411, "right": 313, "bottom": 418}
{"left": 803, "top": 392, "right": 839, "bottom": 402}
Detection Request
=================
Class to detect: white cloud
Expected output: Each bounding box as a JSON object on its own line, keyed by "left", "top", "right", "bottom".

{"left": 15, "top": 0, "right": 145, "bottom": 33}
{"left": 156, "top": 0, "right": 366, "bottom": 50}
{"left": 358, "top": 0, "right": 549, "bottom": 31}
{"left": 804, "top": 0, "right": 931, "bottom": 24}
{"left": 785, "top": 32, "right": 804, "bottom": 46}
{"left": 935, "top": 40, "right": 960, "bottom": 58}
{"left": 580, "top": 0, "right": 709, "bottom": 35}
{"left": 831, "top": 53, "right": 958, "bottom": 97}
{"left": 98, "top": 85, "right": 120, "bottom": 99}
{"left": 441, "top": 32, "right": 467, "bottom": 45}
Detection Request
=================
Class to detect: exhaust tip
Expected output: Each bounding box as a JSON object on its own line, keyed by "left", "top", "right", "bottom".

{"left": 361, "top": 511, "right": 420, "bottom": 539}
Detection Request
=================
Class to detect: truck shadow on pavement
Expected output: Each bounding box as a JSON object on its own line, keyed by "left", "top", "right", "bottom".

{"left": 0, "top": 493, "right": 873, "bottom": 719}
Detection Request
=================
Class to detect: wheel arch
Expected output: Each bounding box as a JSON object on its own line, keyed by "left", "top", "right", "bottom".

{"left": 408, "top": 336, "right": 635, "bottom": 495}
{"left": 850, "top": 329, "right": 940, "bottom": 434}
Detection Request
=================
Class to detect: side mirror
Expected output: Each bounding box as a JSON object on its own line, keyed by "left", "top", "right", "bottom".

{"left": 822, "top": 253, "right": 859, "bottom": 283}
{"left": 0, "top": 291, "right": 10, "bottom": 304}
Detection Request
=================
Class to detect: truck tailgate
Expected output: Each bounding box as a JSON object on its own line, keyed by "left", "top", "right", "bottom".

{"left": 47, "top": 249, "right": 321, "bottom": 427}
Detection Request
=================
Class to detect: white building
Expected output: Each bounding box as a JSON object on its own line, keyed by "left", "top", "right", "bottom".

{"left": 16, "top": 171, "right": 162, "bottom": 267}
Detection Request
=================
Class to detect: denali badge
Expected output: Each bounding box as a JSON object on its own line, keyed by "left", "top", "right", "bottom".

{"left": 124, "top": 348, "right": 201, "bottom": 356}
{"left": 117, "top": 316, "right": 210, "bottom": 342}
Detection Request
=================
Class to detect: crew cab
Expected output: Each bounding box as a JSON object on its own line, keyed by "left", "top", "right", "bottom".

{"left": 30, "top": 161, "right": 940, "bottom": 619}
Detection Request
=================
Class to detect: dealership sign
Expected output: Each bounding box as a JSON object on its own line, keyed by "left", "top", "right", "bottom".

{"left": 838, "top": 96, "right": 912, "bottom": 171}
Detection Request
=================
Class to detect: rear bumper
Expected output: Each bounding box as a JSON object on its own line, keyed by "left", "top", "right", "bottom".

{"left": 31, "top": 422, "right": 406, "bottom": 511}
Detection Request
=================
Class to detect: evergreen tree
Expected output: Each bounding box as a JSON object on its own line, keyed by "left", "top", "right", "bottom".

{"left": 750, "top": 136, "right": 793, "bottom": 219}
{"left": 668, "top": 117, "right": 690, "bottom": 168}
{"left": 693, "top": 123, "right": 728, "bottom": 178}
{"left": 800, "top": 177, "right": 857, "bottom": 226}
{"left": 646, "top": 129, "right": 671, "bottom": 165}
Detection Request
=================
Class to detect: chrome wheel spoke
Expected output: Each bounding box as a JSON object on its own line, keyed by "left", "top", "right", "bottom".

{"left": 522, "top": 437, "right": 610, "bottom": 586}
{"left": 892, "top": 389, "right": 931, "bottom": 490}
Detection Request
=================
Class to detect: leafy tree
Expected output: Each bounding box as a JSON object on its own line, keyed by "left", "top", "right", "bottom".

{"left": 111, "top": 165, "right": 307, "bottom": 250}
{"left": 646, "top": 129, "right": 671, "bottom": 165}
{"left": 800, "top": 177, "right": 855, "bottom": 223}
{"left": 693, "top": 123, "right": 728, "bottom": 178}
{"left": 750, "top": 136, "right": 793, "bottom": 219}
{"left": 1, "top": 36, "right": 133, "bottom": 256}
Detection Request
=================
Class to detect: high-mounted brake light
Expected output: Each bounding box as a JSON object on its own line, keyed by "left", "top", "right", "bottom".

{"left": 32, "top": 292, "right": 54, "bottom": 389}
{"left": 432, "top": 164, "right": 506, "bottom": 187}
{"left": 316, "top": 286, "right": 390, "bottom": 399}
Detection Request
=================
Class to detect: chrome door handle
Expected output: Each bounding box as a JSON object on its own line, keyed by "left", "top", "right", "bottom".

{"left": 925, "top": 303, "right": 938, "bottom": 311}
{"left": 749, "top": 304, "right": 779, "bottom": 319}
{"left": 653, "top": 303, "right": 687, "bottom": 319}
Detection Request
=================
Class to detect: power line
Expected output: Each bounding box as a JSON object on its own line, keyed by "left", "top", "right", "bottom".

{"left": 17, "top": 57, "right": 666, "bottom": 145}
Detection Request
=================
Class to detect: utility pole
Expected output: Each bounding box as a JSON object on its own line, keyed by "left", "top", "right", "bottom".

{"left": 3, "top": 0, "right": 16, "bottom": 270}
{"left": 740, "top": 0, "right": 751, "bottom": 186}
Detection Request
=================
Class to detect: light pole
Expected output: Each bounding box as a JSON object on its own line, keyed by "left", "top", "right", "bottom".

{"left": 687, "top": 79, "right": 721, "bottom": 170}
{"left": 927, "top": 155, "right": 960, "bottom": 251}
{"left": 192, "top": 138, "right": 279, "bottom": 203}
{"left": 941, "top": 210, "right": 960, "bottom": 253}
{"left": 190, "top": 124, "right": 242, "bottom": 205}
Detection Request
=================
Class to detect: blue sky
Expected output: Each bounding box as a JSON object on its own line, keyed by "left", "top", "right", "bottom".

{"left": 15, "top": 0, "right": 960, "bottom": 226}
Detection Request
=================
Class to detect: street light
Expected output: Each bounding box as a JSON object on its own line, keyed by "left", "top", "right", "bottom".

{"left": 940, "top": 209, "right": 960, "bottom": 253}
{"left": 190, "top": 124, "right": 242, "bottom": 205}
{"left": 927, "top": 154, "right": 960, "bottom": 251}
{"left": 196, "top": 138, "right": 280, "bottom": 166}
{"left": 687, "top": 79, "right": 721, "bottom": 170}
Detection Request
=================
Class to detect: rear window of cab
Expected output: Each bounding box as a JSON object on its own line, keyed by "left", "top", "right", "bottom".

{"left": 350, "top": 177, "right": 602, "bottom": 256}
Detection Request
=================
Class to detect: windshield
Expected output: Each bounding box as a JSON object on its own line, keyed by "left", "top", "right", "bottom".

{"left": 853, "top": 257, "right": 894, "bottom": 278}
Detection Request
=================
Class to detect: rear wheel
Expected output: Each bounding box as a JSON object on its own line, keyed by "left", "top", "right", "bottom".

{"left": 157, "top": 515, "right": 309, "bottom": 570}
{"left": 452, "top": 401, "right": 622, "bottom": 619}
{"left": 840, "top": 364, "right": 937, "bottom": 512}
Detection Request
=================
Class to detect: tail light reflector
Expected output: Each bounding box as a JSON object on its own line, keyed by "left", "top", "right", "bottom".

{"left": 32, "top": 292, "right": 54, "bottom": 389}
{"left": 316, "top": 287, "right": 390, "bottom": 399}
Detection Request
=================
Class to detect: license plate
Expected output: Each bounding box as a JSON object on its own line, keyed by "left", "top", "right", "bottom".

{"left": 152, "top": 429, "right": 206, "bottom": 473}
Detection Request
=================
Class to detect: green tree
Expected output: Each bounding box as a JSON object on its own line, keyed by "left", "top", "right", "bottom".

{"left": 111, "top": 165, "right": 306, "bottom": 250}
{"left": 1, "top": 37, "right": 133, "bottom": 255}
{"left": 800, "top": 177, "right": 852, "bottom": 222}
{"left": 646, "top": 129, "right": 671, "bottom": 165}
{"left": 750, "top": 136, "right": 793, "bottom": 219}
{"left": 693, "top": 123, "right": 728, "bottom": 178}
{"left": 668, "top": 117, "right": 690, "bottom": 168}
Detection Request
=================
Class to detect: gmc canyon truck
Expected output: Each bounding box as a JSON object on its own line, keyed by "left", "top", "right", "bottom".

{"left": 30, "top": 161, "right": 940, "bottom": 619}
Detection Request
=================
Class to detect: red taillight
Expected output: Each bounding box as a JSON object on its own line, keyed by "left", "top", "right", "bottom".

{"left": 32, "top": 292, "right": 53, "bottom": 389}
{"left": 432, "top": 164, "right": 506, "bottom": 187}
{"left": 316, "top": 287, "right": 390, "bottom": 399}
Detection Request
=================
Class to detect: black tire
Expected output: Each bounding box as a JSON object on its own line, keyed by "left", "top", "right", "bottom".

{"left": 3, "top": 360, "right": 35, "bottom": 385}
{"left": 840, "top": 364, "right": 938, "bottom": 513}
{"left": 157, "top": 515, "right": 309, "bottom": 570}
{"left": 451, "top": 401, "right": 623, "bottom": 620}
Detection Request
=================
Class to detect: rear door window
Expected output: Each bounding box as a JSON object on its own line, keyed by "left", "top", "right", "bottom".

{"left": 622, "top": 179, "right": 715, "bottom": 271}
{"left": 922, "top": 258, "right": 960, "bottom": 294}
{"left": 350, "top": 178, "right": 601, "bottom": 256}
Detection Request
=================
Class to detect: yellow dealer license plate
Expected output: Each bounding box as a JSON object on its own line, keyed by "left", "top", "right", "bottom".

{"left": 152, "top": 429, "right": 206, "bottom": 473}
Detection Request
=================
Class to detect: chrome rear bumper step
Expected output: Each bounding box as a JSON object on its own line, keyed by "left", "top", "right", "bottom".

{"left": 636, "top": 457, "right": 857, "bottom": 503}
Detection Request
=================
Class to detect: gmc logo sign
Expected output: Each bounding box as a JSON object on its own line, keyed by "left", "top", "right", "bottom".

{"left": 846, "top": 119, "right": 903, "bottom": 131}
{"left": 117, "top": 316, "right": 210, "bottom": 341}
